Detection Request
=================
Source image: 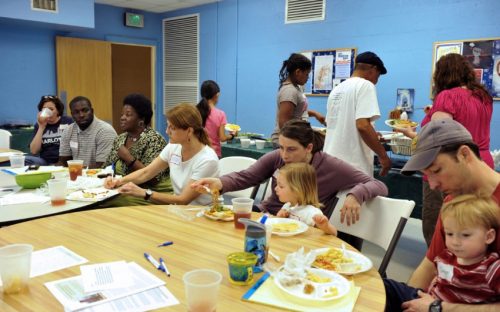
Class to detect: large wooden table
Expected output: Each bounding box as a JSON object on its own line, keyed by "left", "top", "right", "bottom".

{"left": 0, "top": 205, "right": 386, "bottom": 311}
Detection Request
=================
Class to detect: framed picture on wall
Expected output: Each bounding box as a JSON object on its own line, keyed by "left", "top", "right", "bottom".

{"left": 301, "top": 48, "right": 357, "bottom": 96}
{"left": 432, "top": 38, "right": 500, "bottom": 100}
{"left": 396, "top": 88, "right": 414, "bottom": 112}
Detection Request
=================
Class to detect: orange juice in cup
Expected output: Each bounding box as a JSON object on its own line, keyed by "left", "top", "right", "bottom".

{"left": 67, "top": 160, "right": 84, "bottom": 181}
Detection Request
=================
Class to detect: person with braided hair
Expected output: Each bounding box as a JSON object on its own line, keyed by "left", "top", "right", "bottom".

{"left": 271, "top": 53, "right": 325, "bottom": 147}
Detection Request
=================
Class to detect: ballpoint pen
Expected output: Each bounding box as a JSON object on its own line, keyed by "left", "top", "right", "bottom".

{"left": 159, "top": 257, "right": 171, "bottom": 277}
{"left": 144, "top": 253, "right": 163, "bottom": 271}
{"left": 158, "top": 241, "right": 174, "bottom": 247}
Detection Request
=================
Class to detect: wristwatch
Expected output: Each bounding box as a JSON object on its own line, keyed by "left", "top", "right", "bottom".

{"left": 429, "top": 299, "right": 442, "bottom": 312}
{"left": 144, "top": 189, "right": 153, "bottom": 201}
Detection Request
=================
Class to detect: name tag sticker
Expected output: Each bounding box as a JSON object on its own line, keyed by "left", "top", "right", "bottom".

{"left": 170, "top": 154, "right": 181, "bottom": 166}
{"left": 70, "top": 141, "right": 78, "bottom": 149}
{"left": 437, "top": 262, "right": 454, "bottom": 282}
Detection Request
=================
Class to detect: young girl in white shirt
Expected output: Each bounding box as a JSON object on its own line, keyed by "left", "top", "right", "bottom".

{"left": 276, "top": 163, "right": 337, "bottom": 235}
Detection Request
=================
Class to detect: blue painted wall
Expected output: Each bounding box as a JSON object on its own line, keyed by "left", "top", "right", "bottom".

{"left": 163, "top": 0, "right": 500, "bottom": 149}
{"left": 1, "top": 0, "right": 499, "bottom": 149}
{"left": 0, "top": 0, "right": 94, "bottom": 28}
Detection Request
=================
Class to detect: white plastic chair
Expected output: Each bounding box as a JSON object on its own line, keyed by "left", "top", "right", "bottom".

{"left": 330, "top": 190, "right": 415, "bottom": 276}
{"left": 0, "top": 129, "right": 12, "bottom": 149}
{"left": 219, "top": 156, "right": 258, "bottom": 198}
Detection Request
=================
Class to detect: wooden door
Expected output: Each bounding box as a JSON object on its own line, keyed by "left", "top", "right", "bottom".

{"left": 56, "top": 36, "right": 113, "bottom": 123}
{"left": 111, "top": 44, "right": 153, "bottom": 133}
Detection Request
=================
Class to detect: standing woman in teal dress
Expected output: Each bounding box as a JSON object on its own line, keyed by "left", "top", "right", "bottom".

{"left": 101, "top": 94, "right": 172, "bottom": 206}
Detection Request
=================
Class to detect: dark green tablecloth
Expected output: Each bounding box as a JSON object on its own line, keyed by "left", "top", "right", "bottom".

{"left": 221, "top": 141, "right": 273, "bottom": 159}
{"left": 0, "top": 127, "right": 32, "bottom": 154}
{"left": 221, "top": 142, "right": 423, "bottom": 219}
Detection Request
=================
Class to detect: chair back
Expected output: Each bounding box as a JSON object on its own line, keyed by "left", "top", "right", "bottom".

{"left": 0, "top": 129, "right": 12, "bottom": 149}
{"left": 330, "top": 191, "right": 415, "bottom": 276}
{"left": 219, "top": 156, "right": 258, "bottom": 198}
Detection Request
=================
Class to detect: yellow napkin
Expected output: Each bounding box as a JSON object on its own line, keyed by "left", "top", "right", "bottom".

{"left": 242, "top": 274, "right": 360, "bottom": 312}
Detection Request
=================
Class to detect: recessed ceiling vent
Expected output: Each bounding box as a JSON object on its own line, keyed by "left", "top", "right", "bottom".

{"left": 32, "top": 0, "right": 58, "bottom": 12}
{"left": 285, "top": 0, "right": 325, "bottom": 24}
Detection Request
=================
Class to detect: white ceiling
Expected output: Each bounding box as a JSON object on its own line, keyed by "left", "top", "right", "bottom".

{"left": 95, "top": 0, "right": 221, "bottom": 13}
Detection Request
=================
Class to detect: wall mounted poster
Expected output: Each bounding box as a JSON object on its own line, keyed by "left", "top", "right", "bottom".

{"left": 301, "top": 48, "right": 357, "bottom": 96}
{"left": 432, "top": 38, "right": 500, "bottom": 100}
{"left": 396, "top": 88, "right": 415, "bottom": 112}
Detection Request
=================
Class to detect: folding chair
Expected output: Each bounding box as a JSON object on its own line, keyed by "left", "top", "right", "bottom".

{"left": 219, "top": 156, "right": 258, "bottom": 199}
{"left": 0, "top": 129, "right": 12, "bottom": 149}
{"left": 330, "top": 190, "right": 415, "bottom": 276}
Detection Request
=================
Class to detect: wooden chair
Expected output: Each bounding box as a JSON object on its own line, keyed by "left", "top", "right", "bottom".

{"left": 330, "top": 191, "right": 415, "bottom": 276}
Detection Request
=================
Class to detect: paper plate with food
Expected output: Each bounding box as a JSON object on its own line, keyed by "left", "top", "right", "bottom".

{"left": 67, "top": 187, "right": 118, "bottom": 202}
{"left": 225, "top": 123, "right": 241, "bottom": 132}
{"left": 267, "top": 218, "right": 308, "bottom": 237}
{"left": 274, "top": 267, "right": 350, "bottom": 301}
{"left": 385, "top": 119, "right": 419, "bottom": 130}
{"left": 203, "top": 204, "right": 234, "bottom": 221}
{"left": 311, "top": 247, "right": 373, "bottom": 275}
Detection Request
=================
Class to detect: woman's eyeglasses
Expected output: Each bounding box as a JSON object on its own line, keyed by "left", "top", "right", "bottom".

{"left": 41, "top": 95, "right": 57, "bottom": 100}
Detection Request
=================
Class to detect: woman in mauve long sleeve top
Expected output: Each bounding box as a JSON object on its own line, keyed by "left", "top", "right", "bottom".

{"left": 221, "top": 149, "right": 387, "bottom": 215}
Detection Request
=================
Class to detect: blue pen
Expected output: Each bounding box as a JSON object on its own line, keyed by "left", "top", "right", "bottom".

{"left": 144, "top": 253, "right": 163, "bottom": 271}
{"left": 259, "top": 214, "right": 268, "bottom": 224}
{"left": 157, "top": 241, "right": 174, "bottom": 247}
{"left": 159, "top": 257, "right": 171, "bottom": 277}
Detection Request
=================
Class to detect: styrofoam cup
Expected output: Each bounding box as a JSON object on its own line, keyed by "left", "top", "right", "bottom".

{"left": 255, "top": 140, "right": 265, "bottom": 150}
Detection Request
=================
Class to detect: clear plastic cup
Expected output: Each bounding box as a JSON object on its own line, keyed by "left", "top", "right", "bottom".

{"left": 0, "top": 244, "right": 33, "bottom": 294}
{"left": 183, "top": 269, "right": 222, "bottom": 312}
{"left": 67, "top": 160, "right": 84, "bottom": 181}
{"left": 9, "top": 154, "right": 25, "bottom": 168}
{"left": 47, "top": 179, "right": 67, "bottom": 206}
{"left": 232, "top": 197, "right": 254, "bottom": 229}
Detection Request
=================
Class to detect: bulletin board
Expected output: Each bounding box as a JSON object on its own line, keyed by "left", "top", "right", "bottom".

{"left": 431, "top": 38, "right": 500, "bottom": 100}
{"left": 301, "top": 48, "right": 357, "bottom": 96}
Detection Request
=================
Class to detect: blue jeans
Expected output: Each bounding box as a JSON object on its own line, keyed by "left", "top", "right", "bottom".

{"left": 24, "top": 155, "right": 49, "bottom": 166}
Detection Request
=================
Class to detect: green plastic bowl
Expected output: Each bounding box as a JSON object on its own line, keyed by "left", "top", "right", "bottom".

{"left": 15, "top": 172, "right": 52, "bottom": 189}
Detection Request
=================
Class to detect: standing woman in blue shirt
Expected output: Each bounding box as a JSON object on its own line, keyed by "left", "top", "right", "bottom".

{"left": 26, "top": 95, "right": 73, "bottom": 165}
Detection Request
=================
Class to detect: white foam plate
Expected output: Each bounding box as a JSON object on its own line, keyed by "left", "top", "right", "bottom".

{"left": 274, "top": 267, "right": 350, "bottom": 301}
{"left": 67, "top": 187, "right": 118, "bottom": 202}
{"left": 267, "top": 218, "right": 309, "bottom": 236}
{"left": 311, "top": 247, "right": 373, "bottom": 275}
{"left": 203, "top": 205, "right": 234, "bottom": 221}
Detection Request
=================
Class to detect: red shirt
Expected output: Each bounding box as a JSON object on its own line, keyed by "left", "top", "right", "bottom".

{"left": 427, "top": 183, "right": 500, "bottom": 260}
{"left": 428, "top": 250, "right": 500, "bottom": 303}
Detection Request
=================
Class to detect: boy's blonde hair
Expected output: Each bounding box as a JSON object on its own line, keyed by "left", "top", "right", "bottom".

{"left": 279, "top": 163, "right": 321, "bottom": 207}
{"left": 441, "top": 194, "right": 500, "bottom": 230}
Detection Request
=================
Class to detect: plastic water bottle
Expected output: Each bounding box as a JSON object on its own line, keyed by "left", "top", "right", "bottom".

{"left": 239, "top": 218, "right": 268, "bottom": 273}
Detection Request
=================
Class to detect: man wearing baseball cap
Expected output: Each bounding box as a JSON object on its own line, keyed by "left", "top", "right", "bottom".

{"left": 323, "top": 51, "right": 391, "bottom": 178}
{"left": 394, "top": 119, "right": 500, "bottom": 311}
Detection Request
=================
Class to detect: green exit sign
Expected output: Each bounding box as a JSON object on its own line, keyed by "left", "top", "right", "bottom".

{"left": 124, "top": 12, "right": 144, "bottom": 28}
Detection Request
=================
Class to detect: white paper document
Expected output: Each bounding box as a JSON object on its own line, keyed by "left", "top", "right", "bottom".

{"left": 0, "top": 245, "right": 87, "bottom": 287}
{"left": 0, "top": 193, "right": 50, "bottom": 205}
{"left": 45, "top": 262, "right": 165, "bottom": 311}
{"left": 31, "top": 246, "right": 88, "bottom": 277}
{"left": 76, "top": 286, "right": 179, "bottom": 312}
{"left": 80, "top": 261, "right": 133, "bottom": 292}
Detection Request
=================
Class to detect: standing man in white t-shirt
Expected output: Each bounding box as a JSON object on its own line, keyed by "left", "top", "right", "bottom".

{"left": 323, "top": 51, "right": 391, "bottom": 177}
